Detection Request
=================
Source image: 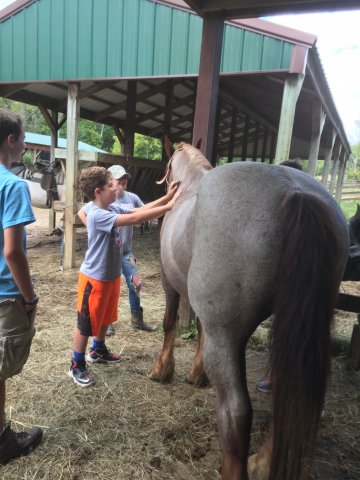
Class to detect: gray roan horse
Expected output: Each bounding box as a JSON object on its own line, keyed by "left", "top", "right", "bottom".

{"left": 10, "top": 161, "right": 66, "bottom": 208}
{"left": 150, "top": 141, "right": 349, "bottom": 480}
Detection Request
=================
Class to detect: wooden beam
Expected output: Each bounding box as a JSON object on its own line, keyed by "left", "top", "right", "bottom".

{"left": 94, "top": 82, "right": 166, "bottom": 122}
{"left": 163, "top": 79, "right": 174, "bottom": 160}
{"left": 55, "top": 148, "right": 167, "bottom": 170}
{"left": 241, "top": 116, "right": 250, "bottom": 161}
{"left": 38, "top": 104, "right": 58, "bottom": 134}
{"left": 124, "top": 81, "right": 137, "bottom": 156}
{"left": 261, "top": 127, "right": 269, "bottom": 162}
{"left": 192, "top": 13, "right": 224, "bottom": 160}
{"left": 0, "top": 83, "right": 31, "bottom": 97}
{"left": 329, "top": 142, "right": 342, "bottom": 194}
{"left": 321, "top": 127, "right": 336, "bottom": 187}
{"left": 274, "top": 73, "right": 304, "bottom": 164}
{"left": 49, "top": 109, "right": 59, "bottom": 231}
{"left": 307, "top": 101, "right": 326, "bottom": 176}
{"left": 63, "top": 83, "right": 80, "bottom": 270}
{"left": 252, "top": 122, "right": 260, "bottom": 161}
{"left": 219, "top": 88, "right": 277, "bottom": 134}
{"left": 335, "top": 151, "right": 347, "bottom": 201}
{"left": 112, "top": 124, "right": 124, "bottom": 153}
{"left": 227, "top": 107, "right": 237, "bottom": 163}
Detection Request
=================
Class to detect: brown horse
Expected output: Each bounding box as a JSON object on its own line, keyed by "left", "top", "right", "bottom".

{"left": 150, "top": 141, "right": 349, "bottom": 480}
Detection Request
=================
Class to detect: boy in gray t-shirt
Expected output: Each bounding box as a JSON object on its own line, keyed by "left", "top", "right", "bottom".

{"left": 68, "top": 166, "right": 181, "bottom": 387}
{"left": 79, "top": 165, "right": 158, "bottom": 332}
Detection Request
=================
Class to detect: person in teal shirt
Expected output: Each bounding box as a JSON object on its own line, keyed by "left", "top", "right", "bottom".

{"left": 0, "top": 109, "right": 42, "bottom": 464}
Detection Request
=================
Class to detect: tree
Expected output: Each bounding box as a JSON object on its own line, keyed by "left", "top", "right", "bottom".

{"left": 111, "top": 132, "right": 162, "bottom": 160}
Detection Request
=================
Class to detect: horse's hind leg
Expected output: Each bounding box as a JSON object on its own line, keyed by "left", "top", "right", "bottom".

{"left": 187, "top": 318, "right": 209, "bottom": 387}
{"left": 150, "top": 278, "right": 179, "bottom": 383}
{"left": 203, "top": 333, "right": 252, "bottom": 480}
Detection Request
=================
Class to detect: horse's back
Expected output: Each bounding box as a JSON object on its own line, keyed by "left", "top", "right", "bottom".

{"left": 188, "top": 162, "right": 348, "bottom": 323}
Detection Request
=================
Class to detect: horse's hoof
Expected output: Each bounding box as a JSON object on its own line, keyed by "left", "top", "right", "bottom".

{"left": 149, "top": 364, "right": 174, "bottom": 383}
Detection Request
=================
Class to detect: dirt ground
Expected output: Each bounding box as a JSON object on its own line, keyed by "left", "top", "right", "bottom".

{"left": 2, "top": 208, "right": 359, "bottom": 479}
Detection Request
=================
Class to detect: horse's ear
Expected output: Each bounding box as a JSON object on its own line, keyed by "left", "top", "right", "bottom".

{"left": 194, "top": 138, "right": 202, "bottom": 150}
{"left": 164, "top": 135, "right": 175, "bottom": 159}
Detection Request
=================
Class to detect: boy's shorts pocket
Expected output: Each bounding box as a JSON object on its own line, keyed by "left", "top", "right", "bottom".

{"left": 0, "top": 326, "right": 36, "bottom": 381}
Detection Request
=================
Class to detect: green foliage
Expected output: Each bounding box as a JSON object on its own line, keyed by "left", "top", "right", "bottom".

{"left": 134, "top": 133, "right": 162, "bottom": 159}
{"left": 0, "top": 99, "right": 115, "bottom": 152}
{"left": 352, "top": 143, "right": 360, "bottom": 159}
{"left": 112, "top": 132, "right": 162, "bottom": 160}
{"left": 339, "top": 200, "right": 358, "bottom": 219}
{"left": 180, "top": 318, "right": 198, "bottom": 340}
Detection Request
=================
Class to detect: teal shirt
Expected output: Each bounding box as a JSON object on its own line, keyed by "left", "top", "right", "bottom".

{"left": 0, "top": 164, "right": 35, "bottom": 298}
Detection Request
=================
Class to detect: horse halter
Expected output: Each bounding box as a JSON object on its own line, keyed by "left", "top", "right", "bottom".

{"left": 157, "top": 144, "right": 186, "bottom": 186}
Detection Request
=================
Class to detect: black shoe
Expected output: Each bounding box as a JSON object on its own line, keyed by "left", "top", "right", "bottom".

{"left": 0, "top": 425, "right": 43, "bottom": 465}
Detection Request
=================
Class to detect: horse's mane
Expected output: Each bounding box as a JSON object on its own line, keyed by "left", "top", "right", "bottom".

{"left": 176, "top": 143, "right": 212, "bottom": 171}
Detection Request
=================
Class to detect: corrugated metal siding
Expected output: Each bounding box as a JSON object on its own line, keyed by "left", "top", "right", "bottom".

{"left": 221, "top": 24, "right": 292, "bottom": 73}
{"left": 0, "top": 0, "right": 293, "bottom": 82}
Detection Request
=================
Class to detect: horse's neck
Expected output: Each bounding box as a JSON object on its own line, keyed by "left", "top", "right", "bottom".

{"left": 173, "top": 164, "right": 209, "bottom": 192}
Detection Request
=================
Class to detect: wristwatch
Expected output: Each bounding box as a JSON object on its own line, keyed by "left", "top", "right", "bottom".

{"left": 24, "top": 295, "right": 39, "bottom": 305}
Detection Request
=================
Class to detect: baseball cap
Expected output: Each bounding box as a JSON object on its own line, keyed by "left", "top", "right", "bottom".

{"left": 107, "top": 165, "right": 131, "bottom": 179}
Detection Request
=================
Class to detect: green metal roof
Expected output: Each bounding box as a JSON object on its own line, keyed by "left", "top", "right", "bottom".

{"left": 0, "top": 0, "right": 293, "bottom": 82}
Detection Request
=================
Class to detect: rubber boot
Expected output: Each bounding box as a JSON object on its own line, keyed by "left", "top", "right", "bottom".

{"left": 131, "top": 307, "right": 157, "bottom": 332}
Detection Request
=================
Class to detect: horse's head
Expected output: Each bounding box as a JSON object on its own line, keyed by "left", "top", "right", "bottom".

{"left": 157, "top": 138, "right": 212, "bottom": 188}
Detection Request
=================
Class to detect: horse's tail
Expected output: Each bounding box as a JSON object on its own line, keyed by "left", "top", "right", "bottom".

{"left": 270, "top": 191, "right": 345, "bottom": 480}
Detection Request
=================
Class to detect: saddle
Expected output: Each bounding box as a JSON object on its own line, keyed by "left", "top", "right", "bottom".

{"left": 9, "top": 163, "right": 26, "bottom": 176}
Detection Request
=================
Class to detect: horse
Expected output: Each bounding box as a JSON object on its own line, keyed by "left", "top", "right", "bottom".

{"left": 342, "top": 204, "right": 360, "bottom": 281}
{"left": 150, "top": 141, "right": 349, "bottom": 480}
{"left": 10, "top": 161, "right": 66, "bottom": 209}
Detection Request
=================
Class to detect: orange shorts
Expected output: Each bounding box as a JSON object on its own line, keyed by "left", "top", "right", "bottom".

{"left": 77, "top": 272, "right": 120, "bottom": 337}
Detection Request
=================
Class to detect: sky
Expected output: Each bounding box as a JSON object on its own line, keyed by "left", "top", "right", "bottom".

{"left": 0, "top": 0, "right": 359, "bottom": 144}
{"left": 267, "top": 11, "right": 360, "bottom": 145}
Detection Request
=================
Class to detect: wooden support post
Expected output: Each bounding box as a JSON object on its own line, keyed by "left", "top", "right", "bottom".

{"left": 227, "top": 107, "right": 237, "bottom": 163}
{"left": 112, "top": 124, "right": 125, "bottom": 154}
{"left": 329, "top": 143, "right": 342, "bottom": 194}
{"left": 261, "top": 127, "right": 268, "bottom": 162}
{"left": 162, "top": 80, "right": 173, "bottom": 161}
{"left": 192, "top": 13, "right": 224, "bottom": 161}
{"left": 321, "top": 128, "right": 336, "bottom": 187}
{"left": 307, "top": 101, "right": 326, "bottom": 177}
{"left": 241, "top": 115, "right": 250, "bottom": 161}
{"left": 274, "top": 74, "right": 304, "bottom": 164}
{"left": 63, "top": 83, "right": 80, "bottom": 270}
{"left": 335, "top": 151, "right": 347, "bottom": 201}
{"left": 269, "top": 133, "right": 276, "bottom": 164}
{"left": 210, "top": 98, "right": 221, "bottom": 166}
{"left": 124, "top": 80, "right": 137, "bottom": 156}
{"left": 252, "top": 122, "right": 260, "bottom": 162}
{"left": 49, "top": 109, "right": 59, "bottom": 231}
{"left": 38, "top": 104, "right": 60, "bottom": 231}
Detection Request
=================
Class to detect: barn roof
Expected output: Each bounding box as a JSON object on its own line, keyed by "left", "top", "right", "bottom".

{"left": 24, "top": 132, "right": 106, "bottom": 152}
{"left": 0, "top": 0, "right": 351, "bottom": 159}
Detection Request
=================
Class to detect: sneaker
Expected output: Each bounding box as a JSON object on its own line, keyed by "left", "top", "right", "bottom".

{"left": 86, "top": 345, "right": 122, "bottom": 364}
{"left": 105, "top": 324, "right": 115, "bottom": 336}
{"left": 68, "top": 359, "right": 95, "bottom": 387}
{"left": 256, "top": 379, "right": 273, "bottom": 393}
{"left": 0, "top": 425, "right": 43, "bottom": 465}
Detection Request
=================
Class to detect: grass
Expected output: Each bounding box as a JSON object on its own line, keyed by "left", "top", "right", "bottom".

{"left": 339, "top": 200, "right": 358, "bottom": 219}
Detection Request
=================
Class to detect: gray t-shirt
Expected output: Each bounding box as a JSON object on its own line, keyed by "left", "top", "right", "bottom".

{"left": 80, "top": 203, "right": 126, "bottom": 281}
{"left": 113, "top": 191, "right": 144, "bottom": 253}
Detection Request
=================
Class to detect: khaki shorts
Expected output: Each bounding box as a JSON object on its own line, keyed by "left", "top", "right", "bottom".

{"left": 0, "top": 298, "right": 36, "bottom": 381}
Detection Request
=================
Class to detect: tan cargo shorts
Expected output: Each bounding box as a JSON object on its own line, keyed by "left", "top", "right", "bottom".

{"left": 0, "top": 298, "right": 36, "bottom": 381}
